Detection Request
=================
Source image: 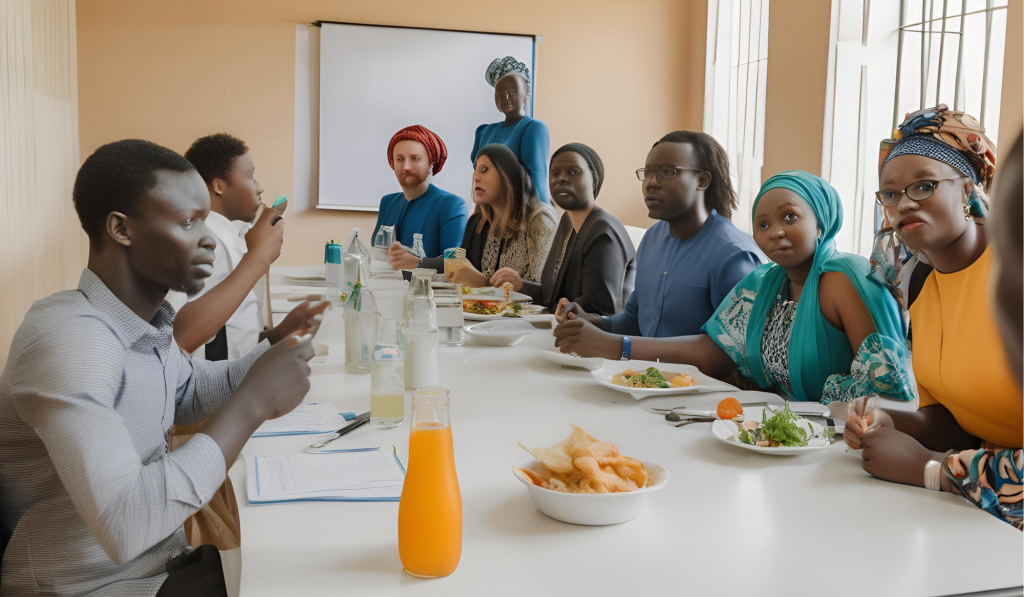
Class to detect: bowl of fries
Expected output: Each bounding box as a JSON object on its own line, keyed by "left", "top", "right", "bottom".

{"left": 513, "top": 426, "right": 669, "bottom": 525}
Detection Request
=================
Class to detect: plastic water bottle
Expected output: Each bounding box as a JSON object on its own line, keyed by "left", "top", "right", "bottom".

{"left": 405, "top": 270, "right": 440, "bottom": 389}
{"left": 371, "top": 318, "right": 406, "bottom": 430}
{"left": 411, "top": 233, "right": 426, "bottom": 258}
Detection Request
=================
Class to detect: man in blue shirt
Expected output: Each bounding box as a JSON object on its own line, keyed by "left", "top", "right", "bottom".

{"left": 376, "top": 125, "right": 468, "bottom": 270}
{"left": 555, "top": 131, "right": 764, "bottom": 358}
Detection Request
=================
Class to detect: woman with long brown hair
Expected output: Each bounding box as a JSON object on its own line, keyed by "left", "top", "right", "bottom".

{"left": 422, "top": 143, "right": 556, "bottom": 286}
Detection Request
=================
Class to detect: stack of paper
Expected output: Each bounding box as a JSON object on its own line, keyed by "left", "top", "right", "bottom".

{"left": 245, "top": 447, "right": 405, "bottom": 503}
{"left": 252, "top": 403, "right": 355, "bottom": 437}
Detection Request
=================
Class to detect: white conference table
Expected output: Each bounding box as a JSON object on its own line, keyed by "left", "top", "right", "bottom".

{"left": 230, "top": 273, "right": 1023, "bottom": 597}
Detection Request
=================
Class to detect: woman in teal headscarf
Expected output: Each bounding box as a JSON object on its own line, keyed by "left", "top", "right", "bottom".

{"left": 554, "top": 170, "right": 916, "bottom": 404}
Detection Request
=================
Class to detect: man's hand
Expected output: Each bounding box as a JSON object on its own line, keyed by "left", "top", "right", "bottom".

{"left": 489, "top": 268, "right": 524, "bottom": 291}
{"left": 236, "top": 332, "right": 316, "bottom": 423}
{"left": 860, "top": 427, "right": 943, "bottom": 488}
{"left": 388, "top": 242, "right": 422, "bottom": 271}
{"left": 244, "top": 206, "right": 286, "bottom": 268}
{"left": 264, "top": 301, "right": 330, "bottom": 345}
{"left": 553, "top": 319, "right": 622, "bottom": 359}
{"left": 557, "top": 301, "right": 605, "bottom": 327}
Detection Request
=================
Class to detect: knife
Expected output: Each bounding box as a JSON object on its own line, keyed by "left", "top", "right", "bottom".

{"left": 308, "top": 411, "right": 371, "bottom": 449}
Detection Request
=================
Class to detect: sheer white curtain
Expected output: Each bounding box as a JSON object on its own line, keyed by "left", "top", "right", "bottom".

{"left": 703, "top": 0, "right": 770, "bottom": 235}
{"left": 0, "top": 0, "right": 85, "bottom": 366}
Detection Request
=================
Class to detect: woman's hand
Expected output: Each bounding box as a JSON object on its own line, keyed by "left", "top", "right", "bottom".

{"left": 554, "top": 298, "right": 572, "bottom": 323}
{"left": 843, "top": 396, "right": 895, "bottom": 449}
{"left": 449, "top": 267, "right": 489, "bottom": 288}
{"left": 489, "top": 268, "right": 523, "bottom": 291}
{"left": 388, "top": 242, "right": 422, "bottom": 271}
{"left": 860, "top": 427, "right": 943, "bottom": 488}
{"left": 553, "top": 319, "right": 622, "bottom": 359}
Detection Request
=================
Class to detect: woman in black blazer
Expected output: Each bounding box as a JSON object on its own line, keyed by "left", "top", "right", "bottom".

{"left": 490, "top": 143, "right": 636, "bottom": 317}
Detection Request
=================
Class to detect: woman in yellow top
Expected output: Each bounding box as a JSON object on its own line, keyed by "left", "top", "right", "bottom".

{"left": 845, "top": 105, "right": 1022, "bottom": 528}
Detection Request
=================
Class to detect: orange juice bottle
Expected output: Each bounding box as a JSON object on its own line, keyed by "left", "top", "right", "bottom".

{"left": 398, "top": 387, "right": 462, "bottom": 578}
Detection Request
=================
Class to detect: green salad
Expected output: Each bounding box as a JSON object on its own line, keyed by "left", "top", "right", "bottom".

{"left": 738, "top": 403, "right": 809, "bottom": 447}
{"left": 616, "top": 367, "right": 671, "bottom": 388}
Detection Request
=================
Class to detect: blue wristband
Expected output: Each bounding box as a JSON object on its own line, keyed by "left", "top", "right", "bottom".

{"left": 620, "top": 336, "right": 632, "bottom": 361}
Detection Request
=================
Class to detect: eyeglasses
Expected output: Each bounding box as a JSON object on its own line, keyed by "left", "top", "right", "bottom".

{"left": 875, "top": 176, "right": 967, "bottom": 207}
{"left": 635, "top": 166, "right": 704, "bottom": 182}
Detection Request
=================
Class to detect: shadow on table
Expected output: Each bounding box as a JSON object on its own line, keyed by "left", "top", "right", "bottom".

{"left": 481, "top": 494, "right": 611, "bottom": 537}
{"left": 684, "top": 434, "right": 833, "bottom": 470}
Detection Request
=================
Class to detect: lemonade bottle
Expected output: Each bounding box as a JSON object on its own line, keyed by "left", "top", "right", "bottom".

{"left": 370, "top": 318, "right": 405, "bottom": 430}
{"left": 398, "top": 388, "right": 462, "bottom": 578}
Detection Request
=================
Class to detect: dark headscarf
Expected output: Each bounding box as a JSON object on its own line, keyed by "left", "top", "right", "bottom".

{"left": 387, "top": 125, "right": 448, "bottom": 175}
{"left": 551, "top": 143, "right": 605, "bottom": 197}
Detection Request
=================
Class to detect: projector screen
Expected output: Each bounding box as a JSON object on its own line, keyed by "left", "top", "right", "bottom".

{"left": 317, "top": 22, "right": 536, "bottom": 211}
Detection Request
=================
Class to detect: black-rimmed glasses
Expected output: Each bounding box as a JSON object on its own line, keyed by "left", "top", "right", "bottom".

{"left": 875, "top": 176, "right": 967, "bottom": 207}
{"left": 635, "top": 166, "right": 705, "bottom": 182}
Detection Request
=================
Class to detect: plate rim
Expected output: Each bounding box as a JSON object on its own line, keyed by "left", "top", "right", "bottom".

{"left": 710, "top": 417, "right": 830, "bottom": 454}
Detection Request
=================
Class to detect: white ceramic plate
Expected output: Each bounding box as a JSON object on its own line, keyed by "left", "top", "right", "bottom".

{"left": 711, "top": 409, "right": 831, "bottom": 455}
{"left": 513, "top": 456, "right": 670, "bottom": 525}
{"left": 591, "top": 359, "right": 736, "bottom": 400}
{"left": 463, "top": 304, "right": 548, "bottom": 321}
{"left": 464, "top": 319, "right": 536, "bottom": 346}
{"left": 461, "top": 287, "right": 531, "bottom": 303}
{"left": 535, "top": 349, "right": 605, "bottom": 372}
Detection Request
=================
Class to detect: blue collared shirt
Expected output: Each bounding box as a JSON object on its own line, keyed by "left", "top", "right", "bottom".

{"left": 604, "top": 214, "right": 765, "bottom": 338}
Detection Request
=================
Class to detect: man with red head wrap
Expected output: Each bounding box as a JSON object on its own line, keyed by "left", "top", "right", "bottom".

{"left": 374, "top": 125, "right": 468, "bottom": 270}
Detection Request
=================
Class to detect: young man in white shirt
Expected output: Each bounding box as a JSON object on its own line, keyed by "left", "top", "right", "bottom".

{"left": 170, "top": 133, "right": 326, "bottom": 359}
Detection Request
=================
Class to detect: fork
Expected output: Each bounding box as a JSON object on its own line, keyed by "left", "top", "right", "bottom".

{"left": 673, "top": 417, "right": 716, "bottom": 428}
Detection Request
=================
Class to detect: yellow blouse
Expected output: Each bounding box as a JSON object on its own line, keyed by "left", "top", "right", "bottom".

{"left": 910, "top": 248, "right": 1022, "bottom": 448}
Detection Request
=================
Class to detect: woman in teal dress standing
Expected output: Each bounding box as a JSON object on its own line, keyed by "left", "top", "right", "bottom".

{"left": 472, "top": 56, "right": 552, "bottom": 205}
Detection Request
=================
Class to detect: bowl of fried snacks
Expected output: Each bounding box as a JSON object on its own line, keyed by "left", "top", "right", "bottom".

{"left": 514, "top": 425, "right": 669, "bottom": 525}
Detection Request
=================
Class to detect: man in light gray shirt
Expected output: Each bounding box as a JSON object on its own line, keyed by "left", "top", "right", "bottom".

{"left": 0, "top": 140, "right": 320, "bottom": 596}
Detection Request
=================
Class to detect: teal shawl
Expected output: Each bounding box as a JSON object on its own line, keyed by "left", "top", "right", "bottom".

{"left": 703, "top": 171, "right": 913, "bottom": 403}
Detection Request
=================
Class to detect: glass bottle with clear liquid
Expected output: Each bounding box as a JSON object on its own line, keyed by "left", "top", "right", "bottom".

{"left": 404, "top": 270, "right": 440, "bottom": 389}
{"left": 371, "top": 318, "right": 406, "bottom": 430}
{"left": 398, "top": 387, "right": 461, "bottom": 578}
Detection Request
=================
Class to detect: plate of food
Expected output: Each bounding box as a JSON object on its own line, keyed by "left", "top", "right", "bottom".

{"left": 591, "top": 359, "right": 736, "bottom": 400}
{"left": 534, "top": 349, "right": 605, "bottom": 372}
{"left": 461, "top": 282, "right": 531, "bottom": 304}
{"left": 711, "top": 402, "right": 834, "bottom": 455}
{"left": 514, "top": 425, "right": 669, "bottom": 525}
{"left": 463, "top": 300, "right": 547, "bottom": 321}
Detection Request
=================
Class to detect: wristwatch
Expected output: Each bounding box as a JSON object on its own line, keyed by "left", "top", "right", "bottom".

{"left": 620, "top": 336, "right": 632, "bottom": 361}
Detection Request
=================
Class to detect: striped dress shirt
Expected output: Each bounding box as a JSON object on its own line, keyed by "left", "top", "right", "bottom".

{"left": 0, "top": 269, "right": 267, "bottom": 596}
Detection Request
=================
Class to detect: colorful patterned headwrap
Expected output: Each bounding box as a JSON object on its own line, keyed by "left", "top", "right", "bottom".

{"left": 870, "top": 104, "right": 999, "bottom": 310}
{"left": 485, "top": 56, "right": 530, "bottom": 87}
{"left": 879, "top": 104, "right": 996, "bottom": 189}
{"left": 387, "top": 125, "right": 448, "bottom": 175}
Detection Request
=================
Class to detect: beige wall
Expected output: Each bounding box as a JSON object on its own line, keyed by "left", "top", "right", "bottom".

{"left": 998, "top": 0, "right": 1023, "bottom": 148}
{"left": 761, "top": 0, "right": 834, "bottom": 180}
{"left": 77, "top": 0, "right": 708, "bottom": 266}
{"left": 1, "top": 0, "right": 87, "bottom": 367}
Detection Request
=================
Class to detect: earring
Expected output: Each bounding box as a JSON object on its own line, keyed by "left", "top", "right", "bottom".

{"left": 963, "top": 201, "right": 972, "bottom": 221}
